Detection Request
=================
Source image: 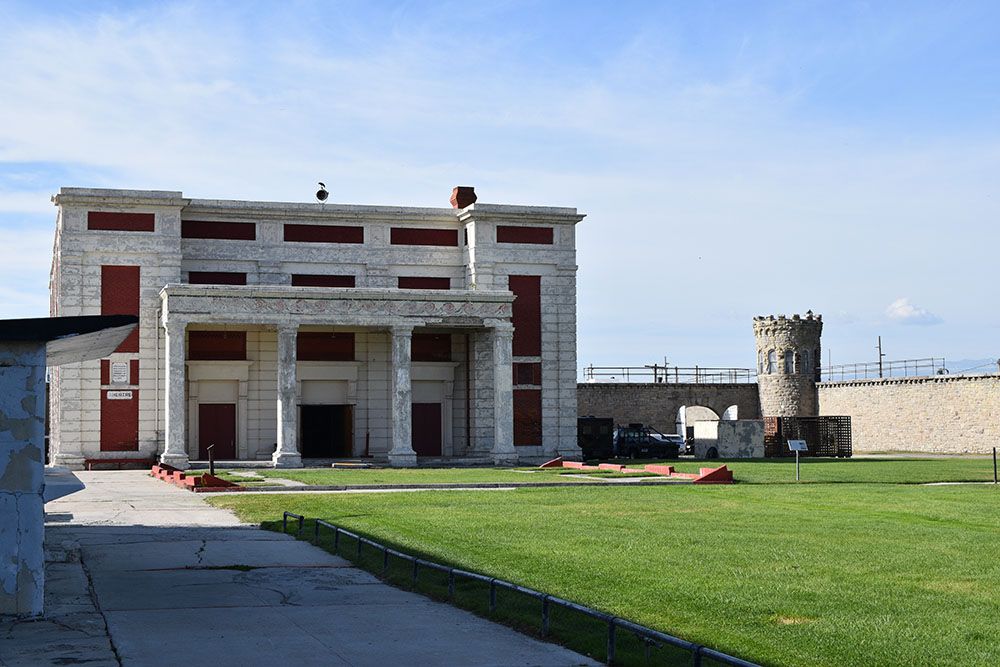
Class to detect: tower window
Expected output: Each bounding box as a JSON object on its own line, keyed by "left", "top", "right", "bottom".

{"left": 767, "top": 350, "right": 776, "bottom": 374}
{"left": 784, "top": 350, "right": 794, "bottom": 374}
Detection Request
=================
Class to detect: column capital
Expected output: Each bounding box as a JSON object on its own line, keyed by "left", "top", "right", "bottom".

{"left": 276, "top": 322, "right": 299, "bottom": 336}
{"left": 163, "top": 316, "right": 189, "bottom": 335}
{"left": 389, "top": 325, "right": 414, "bottom": 337}
{"left": 490, "top": 321, "right": 515, "bottom": 337}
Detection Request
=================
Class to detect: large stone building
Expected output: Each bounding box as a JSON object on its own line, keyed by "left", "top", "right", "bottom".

{"left": 48, "top": 187, "right": 584, "bottom": 469}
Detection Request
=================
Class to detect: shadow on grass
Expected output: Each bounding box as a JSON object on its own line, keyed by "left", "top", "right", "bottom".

{"left": 263, "top": 518, "right": 720, "bottom": 667}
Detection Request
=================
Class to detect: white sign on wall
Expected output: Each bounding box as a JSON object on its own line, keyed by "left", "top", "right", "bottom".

{"left": 110, "top": 361, "right": 130, "bottom": 385}
{"left": 106, "top": 390, "right": 134, "bottom": 400}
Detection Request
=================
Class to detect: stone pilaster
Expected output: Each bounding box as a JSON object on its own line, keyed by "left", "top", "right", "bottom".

{"left": 387, "top": 325, "right": 417, "bottom": 467}
{"left": 272, "top": 324, "right": 302, "bottom": 468}
{"left": 491, "top": 323, "right": 518, "bottom": 465}
{"left": 160, "top": 318, "right": 189, "bottom": 469}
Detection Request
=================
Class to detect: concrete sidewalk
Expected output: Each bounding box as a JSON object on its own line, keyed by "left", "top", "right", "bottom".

{"left": 1, "top": 471, "right": 597, "bottom": 667}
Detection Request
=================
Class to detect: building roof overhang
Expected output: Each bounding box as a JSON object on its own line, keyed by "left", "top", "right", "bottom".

{"left": 0, "top": 315, "right": 139, "bottom": 366}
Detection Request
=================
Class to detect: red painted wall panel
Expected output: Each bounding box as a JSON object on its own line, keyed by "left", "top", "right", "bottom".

{"left": 412, "top": 333, "right": 452, "bottom": 362}
{"left": 513, "top": 389, "right": 542, "bottom": 446}
{"left": 497, "top": 226, "right": 554, "bottom": 244}
{"left": 291, "top": 274, "right": 356, "bottom": 287}
{"left": 101, "top": 265, "right": 140, "bottom": 353}
{"left": 390, "top": 228, "right": 458, "bottom": 247}
{"left": 284, "top": 224, "right": 364, "bottom": 244}
{"left": 88, "top": 211, "right": 154, "bottom": 232}
{"left": 513, "top": 362, "right": 542, "bottom": 386}
{"left": 188, "top": 331, "right": 247, "bottom": 360}
{"left": 181, "top": 220, "right": 256, "bottom": 240}
{"left": 100, "top": 390, "right": 139, "bottom": 451}
{"left": 188, "top": 271, "right": 247, "bottom": 285}
{"left": 297, "top": 332, "right": 355, "bottom": 361}
{"left": 508, "top": 275, "right": 541, "bottom": 357}
{"left": 398, "top": 276, "right": 450, "bottom": 290}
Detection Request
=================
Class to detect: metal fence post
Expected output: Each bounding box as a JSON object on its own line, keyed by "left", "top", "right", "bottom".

{"left": 383, "top": 547, "right": 390, "bottom": 575}
{"left": 333, "top": 528, "right": 340, "bottom": 553}
{"left": 313, "top": 520, "right": 320, "bottom": 542}
{"left": 607, "top": 621, "right": 616, "bottom": 665}
{"left": 448, "top": 570, "right": 455, "bottom": 601}
{"left": 412, "top": 559, "right": 419, "bottom": 587}
{"left": 489, "top": 579, "right": 497, "bottom": 613}
{"left": 356, "top": 535, "right": 362, "bottom": 559}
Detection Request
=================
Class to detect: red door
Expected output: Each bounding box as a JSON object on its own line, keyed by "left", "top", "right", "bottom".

{"left": 199, "top": 404, "right": 236, "bottom": 460}
{"left": 411, "top": 403, "right": 442, "bottom": 456}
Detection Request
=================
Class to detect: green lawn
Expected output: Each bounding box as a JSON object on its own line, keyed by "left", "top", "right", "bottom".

{"left": 209, "top": 462, "right": 1000, "bottom": 666}
{"left": 199, "top": 456, "right": 997, "bottom": 487}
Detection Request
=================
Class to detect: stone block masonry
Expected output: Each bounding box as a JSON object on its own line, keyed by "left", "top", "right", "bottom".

{"left": 753, "top": 313, "right": 822, "bottom": 417}
{"left": 818, "top": 374, "right": 1000, "bottom": 454}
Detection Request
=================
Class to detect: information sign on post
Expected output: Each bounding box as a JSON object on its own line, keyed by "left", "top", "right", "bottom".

{"left": 787, "top": 440, "right": 808, "bottom": 481}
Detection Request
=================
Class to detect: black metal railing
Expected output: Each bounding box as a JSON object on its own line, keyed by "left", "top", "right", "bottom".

{"left": 583, "top": 365, "right": 756, "bottom": 384}
{"left": 281, "top": 512, "right": 758, "bottom": 667}
{"left": 821, "top": 357, "right": 946, "bottom": 381}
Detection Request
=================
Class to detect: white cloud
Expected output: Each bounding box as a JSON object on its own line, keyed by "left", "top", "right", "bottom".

{"left": 886, "top": 298, "right": 942, "bottom": 325}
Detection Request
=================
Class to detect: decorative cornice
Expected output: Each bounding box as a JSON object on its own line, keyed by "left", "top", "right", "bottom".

{"left": 457, "top": 203, "right": 585, "bottom": 225}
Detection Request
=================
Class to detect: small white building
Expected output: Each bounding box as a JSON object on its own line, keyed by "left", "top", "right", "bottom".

{"left": 48, "top": 187, "right": 584, "bottom": 469}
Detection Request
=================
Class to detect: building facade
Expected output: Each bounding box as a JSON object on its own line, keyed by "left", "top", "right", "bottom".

{"left": 48, "top": 187, "right": 584, "bottom": 469}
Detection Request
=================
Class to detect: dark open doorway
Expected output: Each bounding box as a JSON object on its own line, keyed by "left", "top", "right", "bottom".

{"left": 300, "top": 404, "right": 353, "bottom": 458}
{"left": 412, "top": 402, "right": 442, "bottom": 456}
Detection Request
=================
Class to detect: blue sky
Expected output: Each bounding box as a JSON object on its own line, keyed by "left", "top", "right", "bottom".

{"left": 1, "top": 1, "right": 998, "bottom": 371}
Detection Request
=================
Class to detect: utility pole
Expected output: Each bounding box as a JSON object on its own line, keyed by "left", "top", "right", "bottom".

{"left": 876, "top": 336, "right": 885, "bottom": 378}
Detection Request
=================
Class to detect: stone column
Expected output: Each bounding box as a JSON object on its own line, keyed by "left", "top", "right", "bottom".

{"left": 272, "top": 324, "right": 302, "bottom": 468}
{"left": 491, "top": 323, "right": 518, "bottom": 465}
{"left": 160, "top": 318, "right": 190, "bottom": 469}
{"left": 387, "top": 326, "right": 417, "bottom": 467}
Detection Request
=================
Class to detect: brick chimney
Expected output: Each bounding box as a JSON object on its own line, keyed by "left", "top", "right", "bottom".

{"left": 450, "top": 186, "right": 477, "bottom": 209}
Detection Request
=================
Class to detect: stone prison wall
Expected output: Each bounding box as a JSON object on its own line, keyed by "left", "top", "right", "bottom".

{"left": 817, "top": 374, "right": 1000, "bottom": 454}
{"left": 577, "top": 383, "right": 761, "bottom": 435}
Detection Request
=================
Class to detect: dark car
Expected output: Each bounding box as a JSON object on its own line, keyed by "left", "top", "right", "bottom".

{"left": 613, "top": 424, "right": 680, "bottom": 459}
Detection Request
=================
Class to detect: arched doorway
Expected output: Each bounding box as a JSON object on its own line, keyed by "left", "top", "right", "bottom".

{"left": 676, "top": 405, "right": 720, "bottom": 441}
